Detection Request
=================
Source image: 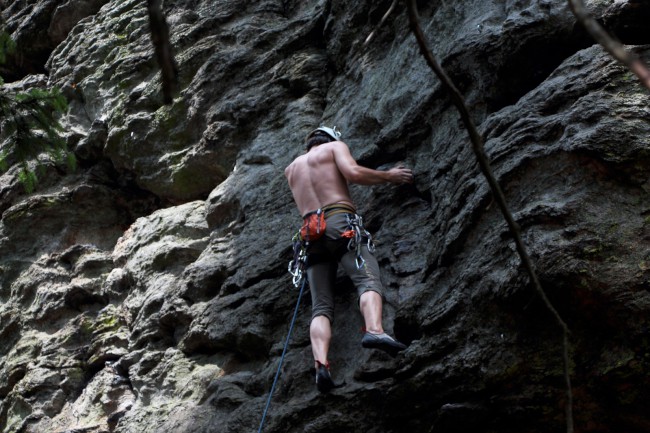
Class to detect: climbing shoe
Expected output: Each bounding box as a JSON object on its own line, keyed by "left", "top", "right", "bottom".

{"left": 315, "top": 361, "right": 335, "bottom": 393}
{"left": 361, "top": 332, "right": 407, "bottom": 357}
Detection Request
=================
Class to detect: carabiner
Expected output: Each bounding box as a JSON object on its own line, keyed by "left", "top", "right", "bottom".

{"left": 292, "top": 270, "right": 303, "bottom": 287}
{"left": 355, "top": 253, "right": 366, "bottom": 269}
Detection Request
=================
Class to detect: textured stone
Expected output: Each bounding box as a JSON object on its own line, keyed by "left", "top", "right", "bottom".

{"left": 0, "top": 0, "right": 111, "bottom": 80}
{"left": 1, "top": 0, "right": 650, "bottom": 432}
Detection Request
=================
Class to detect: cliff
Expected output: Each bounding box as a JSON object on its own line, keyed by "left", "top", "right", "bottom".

{"left": 1, "top": 0, "right": 649, "bottom": 432}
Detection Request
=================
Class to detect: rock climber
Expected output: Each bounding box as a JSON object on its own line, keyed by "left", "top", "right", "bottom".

{"left": 284, "top": 126, "right": 413, "bottom": 393}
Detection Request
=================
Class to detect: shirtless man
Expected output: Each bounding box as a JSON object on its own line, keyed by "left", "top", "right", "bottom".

{"left": 284, "top": 126, "right": 413, "bottom": 392}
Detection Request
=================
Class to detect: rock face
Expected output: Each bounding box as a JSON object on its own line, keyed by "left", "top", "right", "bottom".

{"left": 1, "top": 0, "right": 650, "bottom": 432}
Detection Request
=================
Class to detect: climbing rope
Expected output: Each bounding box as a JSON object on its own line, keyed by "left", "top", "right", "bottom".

{"left": 257, "top": 276, "right": 308, "bottom": 433}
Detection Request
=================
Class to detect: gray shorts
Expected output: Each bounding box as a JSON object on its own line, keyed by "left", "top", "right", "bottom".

{"left": 305, "top": 212, "right": 383, "bottom": 323}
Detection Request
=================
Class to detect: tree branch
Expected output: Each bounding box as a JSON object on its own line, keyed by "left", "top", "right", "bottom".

{"left": 403, "top": 1, "right": 573, "bottom": 432}
{"left": 147, "top": 0, "right": 178, "bottom": 104}
{"left": 568, "top": 0, "right": 650, "bottom": 91}
{"left": 365, "top": 0, "right": 399, "bottom": 46}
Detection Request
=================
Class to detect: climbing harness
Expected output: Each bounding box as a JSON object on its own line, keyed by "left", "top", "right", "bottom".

{"left": 290, "top": 206, "right": 376, "bottom": 280}
{"left": 257, "top": 275, "right": 308, "bottom": 433}
{"left": 300, "top": 208, "right": 326, "bottom": 242}
{"left": 343, "top": 213, "right": 375, "bottom": 269}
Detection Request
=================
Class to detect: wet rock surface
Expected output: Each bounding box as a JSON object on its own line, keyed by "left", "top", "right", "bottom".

{"left": 1, "top": 0, "right": 650, "bottom": 432}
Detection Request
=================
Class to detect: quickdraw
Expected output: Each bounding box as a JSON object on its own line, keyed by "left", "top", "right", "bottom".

{"left": 342, "top": 213, "right": 375, "bottom": 269}
{"left": 288, "top": 232, "right": 308, "bottom": 287}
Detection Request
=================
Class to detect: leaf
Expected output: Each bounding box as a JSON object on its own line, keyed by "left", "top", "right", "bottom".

{"left": 0, "top": 32, "right": 16, "bottom": 65}
{"left": 0, "top": 77, "right": 73, "bottom": 191}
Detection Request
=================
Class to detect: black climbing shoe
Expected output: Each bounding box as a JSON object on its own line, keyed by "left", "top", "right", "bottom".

{"left": 315, "top": 361, "right": 335, "bottom": 393}
{"left": 361, "top": 332, "right": 407, "bottom": 357}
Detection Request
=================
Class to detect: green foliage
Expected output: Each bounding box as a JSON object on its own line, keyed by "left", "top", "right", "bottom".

{"left": 18, "top": 169, "right": 37, "bottom": 193}
{"left": 0, "top": 32, "right": 74, "bottom": 192}
{"left": 0, "top": 32, "right": 16, "bottom": 65}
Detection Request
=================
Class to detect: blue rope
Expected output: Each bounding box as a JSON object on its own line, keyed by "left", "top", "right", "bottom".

{"left": 257, "top": 277, "right": 308, "bottom": 433}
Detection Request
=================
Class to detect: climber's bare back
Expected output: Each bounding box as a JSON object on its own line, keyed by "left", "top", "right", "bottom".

{"left": 285, "top": 141, "right": 355, "bottom": 216}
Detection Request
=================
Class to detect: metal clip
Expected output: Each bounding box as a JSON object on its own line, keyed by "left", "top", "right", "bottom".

{"left": 288, "top": 245, "right": 307, "bottom": 287}
{"left": 366, "top": 233, "right": 375, "bottom": 253}
{"left": 355, "top": 253, "right": 366, "bottom": 269}
{"left": 292, "top": 269, "right": 303, "bottom": 287}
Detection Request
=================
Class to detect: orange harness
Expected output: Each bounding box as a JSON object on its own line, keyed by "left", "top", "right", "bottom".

{"left": 300, "top": 209, "right": 326, "bottom": 241}
{"left": 299, "top": 203, "right": 356, "bottom": 242}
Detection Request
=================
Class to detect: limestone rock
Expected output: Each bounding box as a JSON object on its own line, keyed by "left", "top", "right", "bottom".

{"left": 1, "top": 0, "right": 649, "bottom": 432}
{"left": 0, "top": 0, "right": 111, "bottom": 80}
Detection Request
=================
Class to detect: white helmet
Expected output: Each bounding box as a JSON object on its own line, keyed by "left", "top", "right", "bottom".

{"left": 306, "top": 126, "right": 342, "bottom": 142}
